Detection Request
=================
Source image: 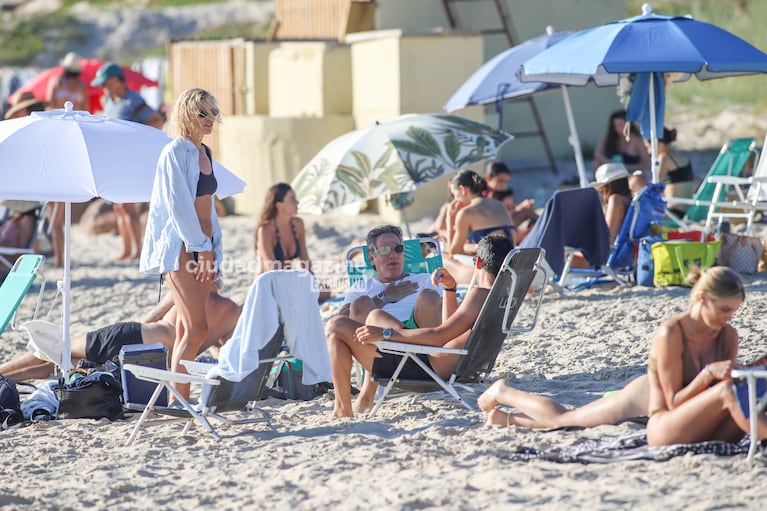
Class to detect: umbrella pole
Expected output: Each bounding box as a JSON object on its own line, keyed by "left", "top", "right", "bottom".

{"left": 649, "top": 73, "right": 659, "bottom": 183}
{"left": 401, "top": 208, "right": 413, "bottom": 239}
{"left": 59, "top": 202, "right": 73, "bottom": 378}
{"left": 560, "top": 85, "right": 588, "bottom": 187}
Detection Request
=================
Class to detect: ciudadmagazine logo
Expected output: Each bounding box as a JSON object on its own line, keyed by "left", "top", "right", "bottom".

{"left": 184, "top": 256, "right": 352, "bottom": 292}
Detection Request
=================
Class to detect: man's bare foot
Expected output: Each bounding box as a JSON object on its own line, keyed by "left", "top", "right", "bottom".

{"left": 117, "top": 253, "right": 132, "bottom": 261}
{"left": 486, "top": 408, "right": 511, "bottom": 427}
{"left": 477, "top": 379, "right": 507, "bottom": 411}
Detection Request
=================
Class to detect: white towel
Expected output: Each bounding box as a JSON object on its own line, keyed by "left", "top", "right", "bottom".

{"left": 209, "top": 270, "right": 331, "bottom": 384}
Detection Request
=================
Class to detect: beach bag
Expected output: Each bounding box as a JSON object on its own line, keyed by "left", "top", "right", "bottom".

{"left": 717, "top": 233, "right": 763, "bottom": 274}
{"left": 651, "top": 240, "right": 722, "bottom": 287}
{"left": 0, "top": 375, "right": 24, "bottom": 430}
{"left": 636, "top": 232, "right": 715, "bottom": 286}
{"left": 56, "top": 372, "right": 124, "bottom": 421}
{"left": 263, "top": 357, "right": 325, "bottom": 401}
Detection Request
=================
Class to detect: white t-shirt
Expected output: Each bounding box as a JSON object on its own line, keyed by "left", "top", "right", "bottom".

{"left": 343, "top": 273, "right": 440, "bottom": 322}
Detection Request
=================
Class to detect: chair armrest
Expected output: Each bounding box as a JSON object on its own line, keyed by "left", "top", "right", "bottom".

{"left": 707, "top": 175, "right": 751, "bottom": 186}
{"left": 731, "top": 368, "right": 767, "bottom": 379}
{"left": 180, "top": 360, "right": 215, "bottom": 376}
{"left": 375, "top": 340, "right": 467, "bottom": 356}
{"left": 123, "top": 363, "right": 219, "bottom": 386}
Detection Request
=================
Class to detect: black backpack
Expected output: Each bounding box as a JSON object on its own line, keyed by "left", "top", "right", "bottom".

{"left": 0, "top": 375, "right": 24, "bottom": 430}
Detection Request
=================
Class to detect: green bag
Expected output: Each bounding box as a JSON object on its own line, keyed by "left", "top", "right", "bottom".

{"left": 651, "top": 240, "right": 722, "bottom": 287}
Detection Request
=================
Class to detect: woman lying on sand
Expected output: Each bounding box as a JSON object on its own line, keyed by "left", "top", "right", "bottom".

{"left": 478, "top": 374, "right": 648, "bottom": 429}
{"left": 481, "top": 266, "right": 764, "bottom": 444}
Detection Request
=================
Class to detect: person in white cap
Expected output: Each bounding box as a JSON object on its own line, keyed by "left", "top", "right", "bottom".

{"left": 591, "top": 162, "right": 631, "bottom": 244}
{"left": 46, "top": 52, "right": 90, "bottom": 112}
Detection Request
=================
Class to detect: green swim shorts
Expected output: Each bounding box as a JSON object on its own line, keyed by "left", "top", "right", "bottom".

{"left": 402, "top": 309, "right": 418, "bottom": 329}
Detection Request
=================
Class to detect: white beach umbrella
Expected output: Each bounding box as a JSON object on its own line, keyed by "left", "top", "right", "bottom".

{"left": 0, "top": 102, "right": 246, "bottom": 375}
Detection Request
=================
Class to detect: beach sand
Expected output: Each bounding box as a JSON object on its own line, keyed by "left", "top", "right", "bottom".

{"left": 2, "top": 204, "right": 767, "bottom": 511}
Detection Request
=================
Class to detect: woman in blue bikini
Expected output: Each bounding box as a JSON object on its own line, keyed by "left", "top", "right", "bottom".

{"left": 443, "top": 170, "right": 514, "bottom": 284}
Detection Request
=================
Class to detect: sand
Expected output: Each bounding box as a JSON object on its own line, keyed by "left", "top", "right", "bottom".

{"left": 2, "top": 204, "right": 767, "bottom": 511}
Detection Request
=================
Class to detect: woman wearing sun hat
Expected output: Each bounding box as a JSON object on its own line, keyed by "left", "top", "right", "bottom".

{"left": 46, "top": 52, "right": 90, "bottom": 112}
{"left": 591, "top": 162, "right": 632, "bottom": 244}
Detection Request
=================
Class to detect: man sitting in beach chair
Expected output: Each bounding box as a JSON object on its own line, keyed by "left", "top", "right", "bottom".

{"left": 327, "top": 234, "right": 513, "bottom": 418}
{"left": 0, "top": 281, "right": 241, "bottom": 381}
{"left": 327, "top": 224, "right": 443, "bottom": 414}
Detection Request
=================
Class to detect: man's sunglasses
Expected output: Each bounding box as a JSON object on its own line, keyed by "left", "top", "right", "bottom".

{"left": 373, "top": 244, "right": 404, "bottom": 256}
{"left": 198, "top": 108, "right": 220, "bottom": 119}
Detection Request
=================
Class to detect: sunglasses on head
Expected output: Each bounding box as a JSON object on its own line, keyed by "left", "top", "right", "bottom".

{"left": 373, "top": 244, "right": 404, "bottom": 256}
{"left": 198, "top": 107, "right": 220, "bottom": 119}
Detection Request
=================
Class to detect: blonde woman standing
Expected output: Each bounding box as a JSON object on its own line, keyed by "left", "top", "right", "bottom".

{"left": 140, "top": 88, "right": 222, "bottom": 402}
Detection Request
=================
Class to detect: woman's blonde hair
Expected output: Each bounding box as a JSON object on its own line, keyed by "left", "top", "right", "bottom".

{"left": 167, "top": 88, "right": 220, "bottom": 139}
{"left": 687, "top": 266, "right": 745, "bottom": 305}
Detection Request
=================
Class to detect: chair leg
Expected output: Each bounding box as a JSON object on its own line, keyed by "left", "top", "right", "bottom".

{"left": 368, "top": 355, "right": 410, "bottom": 417}
{"left": 162, "top": 387, "right": 220, "bottom": 440}
{"left": 126, "top": 382, "right": 167, "bottom": 446}
{"left": 406, "top": 356, "right": 476, "bottom": 412}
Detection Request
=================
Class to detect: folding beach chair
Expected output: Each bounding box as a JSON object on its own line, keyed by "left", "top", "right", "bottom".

{"left": 559, "top": 183, "right": 667, "bottom": 288}
{"left": 124, "top": 325, "right": 284, "bottom": 444}
{"left": 0, "top": 254, "right": 46, "bottom": 335}
{"left": 125, "top": 270, "right": 330, "bottom": 443}
{"left": 666, "top": 137, "right": 757, "bottom": 226}
{"left": 0, "top": 202, "right": 48, "bottom": 271}
{"left": 367, "top": 247, "right": 546, "bottom": 416}
{"left": 730, "top": 367, "right": 767, "bottom": 463}
{"left": 345, "top": 236, "right": 442, "bottom": 286}
{"left": 518, "top": 187, "right": 611, "bottom": 284}
{"left": 700, "top": 133, "right": 767, "bottom": 235}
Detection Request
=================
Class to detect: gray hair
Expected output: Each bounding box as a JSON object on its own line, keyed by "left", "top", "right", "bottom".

{"left": 366, "top": 225, "right": 402, "bottom": 255}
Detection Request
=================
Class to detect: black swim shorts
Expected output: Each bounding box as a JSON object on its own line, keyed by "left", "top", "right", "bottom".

{"left": 84, "top": 321, "right": 144, "bottom": 364}
{"left": 372, "top": 351, "right": 433, "bottom": 380}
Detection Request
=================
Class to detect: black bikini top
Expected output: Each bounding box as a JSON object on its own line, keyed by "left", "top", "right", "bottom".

{"left": 196, "top": 144, "right": 218, "bottom": 197}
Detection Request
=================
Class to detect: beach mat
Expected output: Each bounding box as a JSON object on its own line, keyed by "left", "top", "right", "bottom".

{"left": 505, "top": 432, "right": 753, "bottom": 464}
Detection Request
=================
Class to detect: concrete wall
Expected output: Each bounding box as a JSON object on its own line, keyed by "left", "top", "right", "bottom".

{"left": 219, "top": 115, "right": 356, "bottom": 216}
{"left": 244, "top": 41, "right": 280, "bottom": 115}
{"left": 268, "top": 42, "right": 352, "bottom": 117}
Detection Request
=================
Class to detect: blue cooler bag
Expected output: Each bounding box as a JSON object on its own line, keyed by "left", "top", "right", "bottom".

{"left": 119, "top": 342, "right": 168, "bottom": 409}
{"left": 636, "top": 235, "right": 664, "bottom": 286}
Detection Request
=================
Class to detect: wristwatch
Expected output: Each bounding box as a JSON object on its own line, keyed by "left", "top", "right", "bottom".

{"left": 382, "top": 327, "right": 393, "bottom": 340}
{"left": 377, "top": 291, "right": 387, "bottom": 305}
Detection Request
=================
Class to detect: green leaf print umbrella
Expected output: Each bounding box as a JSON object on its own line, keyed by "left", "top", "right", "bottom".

{"left": 291, "top": 113, "right": 512, "bottom": 215}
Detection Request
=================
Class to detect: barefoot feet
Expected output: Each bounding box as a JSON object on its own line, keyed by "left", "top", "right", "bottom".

{"left": 477, "top": 379, "right": 507, "bottom": 411}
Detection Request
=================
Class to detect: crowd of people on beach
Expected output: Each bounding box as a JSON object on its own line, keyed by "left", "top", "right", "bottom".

{"left": 1, "top": 63, "right": 765, "bottom": 450}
